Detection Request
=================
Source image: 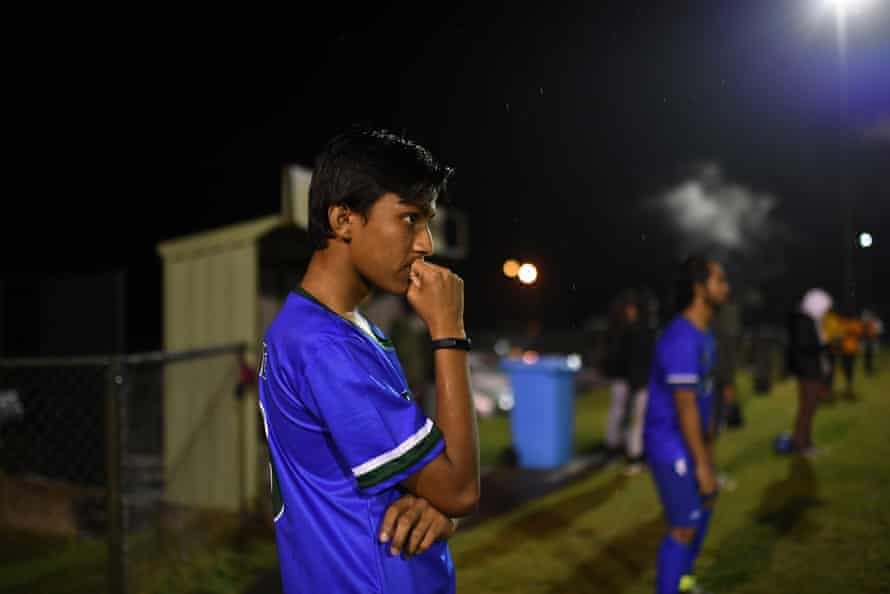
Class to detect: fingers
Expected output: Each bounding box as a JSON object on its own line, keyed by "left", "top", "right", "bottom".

{"left": 414, "top": 519, "right": 441, "bottom": 556}
{"left": 380, "top": 496, "right": 455, "bottom": 560}
{"left": 412, "top": 259, "right": 456, "bottom": 283}
{"left": 410, "top": 260, "right": 436, "bottom": 285}
{"left": 409, "top": 260, "right": 447, "bottom": 293}
{"left": 410, "top": 259, "right": 464, "bottom": 287}
{"left": 379, "top": 496, "right": 413, "bottom": 544}
{"left": 411, "top": 259, "right": 439, "bottom": 274}
{"left": 407, "top": 512, "right": 433, "bottom": 557}
{"left": 409, "top": 260, "right": 425, "bottom": 286}
{"left": 389, "top": 507, "right": 422, "bottom": 557}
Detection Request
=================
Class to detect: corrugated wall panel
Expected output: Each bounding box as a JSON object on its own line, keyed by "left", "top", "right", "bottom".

{"left": 161, "top": 242, "right": 260, "bottom": 511}
{"left": 232, "top": 244, "right": 260, "bottom": 505}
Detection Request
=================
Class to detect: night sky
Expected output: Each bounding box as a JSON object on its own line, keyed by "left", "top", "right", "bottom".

{"left": 4, "top": 1, "right": 888, "bottom": 354}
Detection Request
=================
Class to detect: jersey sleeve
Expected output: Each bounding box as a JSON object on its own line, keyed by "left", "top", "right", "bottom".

{"left": 298, "top": 335, "right": 444, "bottom": 495}
{"left": 658, "top": 330, "right": 700, "bottom": 389}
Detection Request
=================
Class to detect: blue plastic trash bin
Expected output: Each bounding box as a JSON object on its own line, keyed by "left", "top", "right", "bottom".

{"left": 500, "top": 355, "right": 579, "bottom": 469}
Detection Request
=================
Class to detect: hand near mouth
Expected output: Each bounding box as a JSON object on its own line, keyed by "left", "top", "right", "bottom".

{"left": 407, "top": 260, "right": 465, "bottom": 340}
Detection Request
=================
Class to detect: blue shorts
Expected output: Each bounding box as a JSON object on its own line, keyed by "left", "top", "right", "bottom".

{"left": 650, "top": 458, "right": 704, "bottom": 527}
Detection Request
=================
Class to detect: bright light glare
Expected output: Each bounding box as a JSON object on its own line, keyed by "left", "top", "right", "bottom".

{"left": 566, "top": 353, "right": 582, "bottom": 371}
{"left": 502, "top": 259, "right": 520, "bottom": 278}
{"left": 518, "top": 263, "right": 538, "bottom": 285}
{"left": 859, "top": 232, "right": 873, "bottom": 248}
{"left": 826, "top": 0, "right": 873, "bottom": 14}
{"left": 819, "top": 0, "right": 877, "bottom": 63}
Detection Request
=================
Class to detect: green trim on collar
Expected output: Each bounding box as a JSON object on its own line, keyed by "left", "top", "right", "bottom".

{"left": 293, "top": 286, "right": 395, "bottom": 351}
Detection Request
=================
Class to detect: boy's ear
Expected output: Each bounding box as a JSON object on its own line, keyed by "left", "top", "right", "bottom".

{"left": 328, "top": 205, "right": 353, "bottom": 244}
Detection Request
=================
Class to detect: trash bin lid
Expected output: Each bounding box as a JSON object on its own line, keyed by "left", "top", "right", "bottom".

{"left": 500, "top": 354, "right": 581, "bottom": 374}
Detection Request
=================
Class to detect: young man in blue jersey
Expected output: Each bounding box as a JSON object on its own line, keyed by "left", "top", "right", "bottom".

{"left": 258, "top": 128, "right": 479, "bottom": 594}
{"left": 644, "top": 256, "right": 730, "bottom": 594}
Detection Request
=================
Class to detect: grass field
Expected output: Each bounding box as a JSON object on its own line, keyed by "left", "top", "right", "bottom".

{"left": 452, "top": 363, "right": 890, "bottom": 593}
{"left": 2, "top": 359, "right": 889, "bottom": 593}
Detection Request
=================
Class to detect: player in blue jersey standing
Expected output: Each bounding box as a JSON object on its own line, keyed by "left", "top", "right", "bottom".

{"left": 644, "top": 256, "right": 730, "bottom": 594}
{"left": 258, "top": 128, "right": 479, "bottom": 594}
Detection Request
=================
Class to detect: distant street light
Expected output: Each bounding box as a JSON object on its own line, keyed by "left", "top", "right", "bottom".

{"left": 502, "top": 259, "right": 520, "bottom": 279}
{"left": 518, "top": 263, "right": 538, "bottom": 285}
{"left": 858, "top": 232, "right": 873, "bottom": 248}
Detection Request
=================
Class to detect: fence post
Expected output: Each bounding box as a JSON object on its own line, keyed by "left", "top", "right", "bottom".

{"left": 106, "top": 358, "right": 127, "bottom": 594}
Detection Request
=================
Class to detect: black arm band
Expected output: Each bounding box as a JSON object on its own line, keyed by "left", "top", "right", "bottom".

{"left": 431, "top": 337, "right": 472, "bottom": 351}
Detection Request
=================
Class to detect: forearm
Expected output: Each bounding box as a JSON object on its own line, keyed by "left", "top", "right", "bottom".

{"left": 433, "top": 348, "right": 479, "bottom": 484}
{"left": 402, "top": 348, "right": 479, "bottom": 516}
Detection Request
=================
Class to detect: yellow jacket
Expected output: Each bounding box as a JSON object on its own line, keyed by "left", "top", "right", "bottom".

{"left": 840, "top": 319, "right": 864, "bottom": 355}
{"left": 822, "top": 312, "right": 844, "bottom": 344}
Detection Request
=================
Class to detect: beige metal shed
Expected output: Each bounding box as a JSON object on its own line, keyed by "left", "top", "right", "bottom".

{"left": 156, "top": 166, "right": 313, "bottom": 513}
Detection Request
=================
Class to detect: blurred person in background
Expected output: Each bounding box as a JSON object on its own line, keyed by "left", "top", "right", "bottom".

{"left": 839, "top": 313, "right": 864, "bottom": 395}
{"left": 712, "top": 299, "right": 742, "bottom": 433}
{"left": 785, "top": 288, "right": 833, "bottom": 457}
{"left": 710, "top": 298, "right": 742, "bottom": 493}
{"left": 862, "top": 309, "right": 883, "bottom": 376}
{"left": 821, "top": 308, "right": 844, "bottom": 398}
{"left": 602, "top": 290, "right": 655, "bottom": 475}
{"left": 644, "top": 256, "right": 730, "bottom": 594}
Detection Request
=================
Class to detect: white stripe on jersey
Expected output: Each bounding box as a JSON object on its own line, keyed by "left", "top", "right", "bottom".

{"left": 666, "top": 373, "right": 699, "bottom": 384}
{"left": 351, "top": 418, "right": 435, "bottom": 478}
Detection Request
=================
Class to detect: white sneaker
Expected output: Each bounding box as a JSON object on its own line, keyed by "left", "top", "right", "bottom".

{"left": 717, "top": 472, "right": 737, "bottom": 492}
{"left": 801, "top": 446, "right": 829, "bottom": 459}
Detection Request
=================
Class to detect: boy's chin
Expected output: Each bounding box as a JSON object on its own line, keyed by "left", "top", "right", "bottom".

{"left": 374, "top": 277, "right": 411, "bottom": 296}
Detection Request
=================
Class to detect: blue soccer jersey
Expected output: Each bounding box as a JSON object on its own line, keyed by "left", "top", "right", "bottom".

{"left": 257, "top": 288, "right": 455, "bottom": 594}
{"left": 644, "top": 316, "right": 716, "bottom": 465}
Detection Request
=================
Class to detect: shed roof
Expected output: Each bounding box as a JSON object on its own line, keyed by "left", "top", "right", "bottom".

{"left": 157, "top": 215, "right": 284, "bottom": 261}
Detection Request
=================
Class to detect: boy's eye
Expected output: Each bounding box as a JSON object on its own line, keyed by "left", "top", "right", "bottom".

{"left": 404, "top": 213, "right": 419, "bottom": 224}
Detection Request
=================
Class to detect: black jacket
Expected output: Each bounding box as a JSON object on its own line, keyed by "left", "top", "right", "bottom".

{"left": 786, "top": 312, "right": 827, "bottom": 380}
{"left": 603, "top": 323, "right": 655, "bottom": 392}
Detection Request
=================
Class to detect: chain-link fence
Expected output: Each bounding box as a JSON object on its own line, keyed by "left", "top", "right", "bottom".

{"left": 0, "top": 343, "right": 260, "bottom": 594}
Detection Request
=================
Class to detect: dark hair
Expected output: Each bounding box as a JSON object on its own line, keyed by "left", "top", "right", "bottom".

{"left": 307, "top": 127, "right": 454, "bottom": 250}
{"left": 674, "top": 255, "right": 714, "bottom": 312}
{"left": 608, "top": 289, "right": 640, "bottom": 331}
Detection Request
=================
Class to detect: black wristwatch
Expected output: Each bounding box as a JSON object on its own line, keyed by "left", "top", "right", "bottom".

{"left": 431, "top": 337, "right": 472, "bottom": 351}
